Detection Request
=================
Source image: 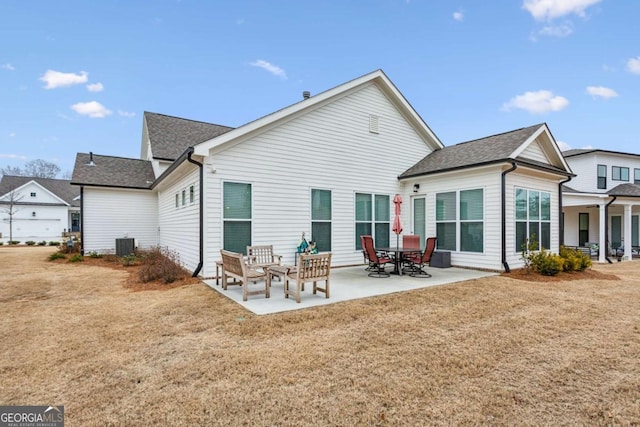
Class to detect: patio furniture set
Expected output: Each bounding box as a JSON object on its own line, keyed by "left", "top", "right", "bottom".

{"left": 361, "top": 234, "right": 438, "bottom": 278}
{"left": 218, "top": 245, "right": 332, "bottom": 303}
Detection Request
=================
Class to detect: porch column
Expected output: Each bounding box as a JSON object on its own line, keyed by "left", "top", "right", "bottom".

{"left": 624, "top": 204, "right": 632, "bottom": 260}
{"left": 599, "top": 204, "right": 606, "bottom": 263}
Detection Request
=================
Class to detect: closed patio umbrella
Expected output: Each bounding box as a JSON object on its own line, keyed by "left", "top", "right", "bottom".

{"left": 392, "top": 194, "right": 403, "bottom": 247}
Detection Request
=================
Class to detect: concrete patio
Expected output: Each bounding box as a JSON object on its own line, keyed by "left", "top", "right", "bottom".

{"left": 203, "top": 265, "right": 498, "bottom": 315}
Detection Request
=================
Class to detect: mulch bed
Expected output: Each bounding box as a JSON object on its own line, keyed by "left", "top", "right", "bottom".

{"left": 502, "top": 268, "right": 620, "bottom": 282}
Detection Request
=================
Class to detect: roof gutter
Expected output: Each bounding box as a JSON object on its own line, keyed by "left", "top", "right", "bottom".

{"left": 186, "top": 148, "right": 204, "bottom": 277}
{"left": 558, "top": 175, "right": 573, "bottom": 247}
{"left": 604, "top": 196, "right": 617, "bottom": 264}
{"left": 502, "top": 161, "right": 518, "bottom": 272}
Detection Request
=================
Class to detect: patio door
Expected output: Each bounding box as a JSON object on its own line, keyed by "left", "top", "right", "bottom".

{"left": 411, "top": 196, "right": 426, "bottom": 249}
{"left": 611, "top": 215, "right": 622, "bottom": 250}
{"left": 633, "top": 215, "right": 639, "bottom": 247}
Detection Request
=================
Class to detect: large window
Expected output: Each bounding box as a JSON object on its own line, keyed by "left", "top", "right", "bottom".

{"left": 436, "top": 189, "right": 484, "bottom": 252}
{"left": 223, "top": 182, "right": 251, "bottom": 254}
{"left": 612, "top": 166, "right": 629, "bottom": 181}
{"left": 597, "top": 164, "right": 607, "bottom": 189}
{"left": 515, "top": 188, "right": 551, "bottom": 252}
{"left": 635, "top": 168, "right": 640, "bottom": 185}
{"left": 355, "top": 193, "right": 390, "bottom": 249}
{"left": 311, "top": 189, "right": 332, "bottom": 252}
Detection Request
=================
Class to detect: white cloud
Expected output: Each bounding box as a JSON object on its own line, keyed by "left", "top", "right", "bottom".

{"left": 502, "top": 90, "right": 569, "bottom": 114}
{"left": 236, "top": 18, "right": 245, "bottom": 25}
{"left": 40, "top": 70, "right": 88, "bottom": 89}
{"left": 0, "top": 153, "right": 28, "bottom": 160}
{"left": 118, "top": 110, "right": 136, "bottom": 118}
{"left": 453, "top": 11, "right": 464, "bottom": 21}
{"left": 586, "top": 86, "right": 618, "bottom": 99}
{"left": 2, "top": 63, "right": 15, "bottom": 71}
{"left": 556, "top": 140, "right": 572, "bottom": 151}
{"left": 250, "top": 59, "right": 287, "bottom": 79}
{"left": 523, "top": 0, "right": 602, "bottom": 21}
{"left": 538, "top": 23, "right": 573, "bottom": 37}
{"left": 70, "top": 101, "right": 112, "bottom": 118}
{"left": 626, "top": 57, "right": 640, "bottom": 75}
{"left": 86, "top": 82, "right": 104, "bottom": 92}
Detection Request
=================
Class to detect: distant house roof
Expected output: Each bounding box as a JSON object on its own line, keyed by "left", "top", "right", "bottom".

{"left": 71, "top": 153, "right": 155, "bottom": 189}
{"left": 0, "top": 175, "right": 79, "bottom": 206}
{"left": 562, "top": 148, "right": 640, "bottom": 159}
{"left": 608, "top": 183, "right": 640, "bottom": 197}
{"left": 144, "top": 112, "right": 234, "bottom": 161}
{"left": 399, "top": 124, "right": 569, "bottom": 179}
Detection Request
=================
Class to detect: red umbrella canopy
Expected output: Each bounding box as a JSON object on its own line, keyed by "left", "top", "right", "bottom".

{"left": 392, "top": 194, "right": 403, "bottom": 235}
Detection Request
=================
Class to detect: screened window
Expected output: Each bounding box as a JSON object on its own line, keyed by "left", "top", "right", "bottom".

{"left": 436, "top": 189, "right": 484, "bottom": 252}
{"left": 515, "top": 188, "right": 551, "bottom": 252}
{"left": 223, "top": 182, "right": 251, "bottom": 254}
{"left": 612, "top": 166, "right": 629, "bottom": 181}
{"left": 597, "top": 164, "right": 607, "bottom": 189}
{"left": 355, "top": 193, "right": 389, "bottom": 249}
{"left": 311, "top": 189, "right": 332, "bottom": 252}
{"left": 635, "top": 168, "right": 640, "bottom": 185}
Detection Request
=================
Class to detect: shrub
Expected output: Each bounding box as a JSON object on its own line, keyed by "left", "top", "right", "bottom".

{"left": 48, "top": 241, "right": 60, "bottom": 246}
{"left": 122, "top": 254, "right": 138, "bottom": 266}
{"left": 0, "top": 242, "right": 3, "bottom": 246}
{"left": 138, "top": 246, "right": 188, "bottom": 284}
{"left": 532, "top": 252, "right": 564, "bottom": 276}
{"left": 88, "top": 251, "right": 103, "bottom": 259}
{"left": 559, "top": 246, "right": 593, "bottom": 272}
{"left": 68, "top": 254, "right": 84, "bottom": 263}
{"left": 48, "top": 252, "right": 66, "bottom": 261}
{"left": 37, "top": 241, "right": 47, "bottom": 246}
{"left": 9, "top": 240, "right": 20, "bottom": 245}
{"left": 25, "top": 241, "right": 36, "bottom": 246}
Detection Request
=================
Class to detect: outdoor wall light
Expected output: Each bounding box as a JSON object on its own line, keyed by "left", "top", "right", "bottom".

{"left": 413, "top": 184, "right": 420, "bottom": 193}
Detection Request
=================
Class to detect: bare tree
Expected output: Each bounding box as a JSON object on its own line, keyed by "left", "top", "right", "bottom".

{"left": 1, "top": 159, "right": 61, "bottom": 179}
{"left": 1, "top": 189, "right": 24, "bottom": 243}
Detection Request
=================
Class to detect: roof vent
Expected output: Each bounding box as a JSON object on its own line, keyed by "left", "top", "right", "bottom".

{"left": 302, "top": 91, "right": 311, "bottom": 100}
{"left": 87, "top": 152, "right": 96, "bottom": 166}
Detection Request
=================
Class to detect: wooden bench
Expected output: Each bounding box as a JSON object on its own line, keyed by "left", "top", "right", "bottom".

{"left": 283, "top": 252, "right": 332, "bottom": 303}
{"left": 220, "top": 250, "right": 269, "bottom": 301}
{"left": 247, "top": 245, "right": 282, "bottom": 270}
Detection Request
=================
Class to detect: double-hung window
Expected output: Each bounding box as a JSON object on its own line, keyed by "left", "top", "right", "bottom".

{"left": 311, "top": 189, "right": 332, "bottom": 252}
{"left": 612, "top": 166, "right": 629, "bottom": 181}
{"left": 597, "top": 164, "right": 607, "bottom": 189}
{"left": 515, "top": 188, "right": 551, "bottom": 251}
{"left": 436, "top": 189, "right": 484, "bottom": 252}
{"left": 635, "top": 168, "right": 640, "bottom": 185}
{"left": 223, "top": 182, "right": 252, "bottom": 254}
{"left": 355, "top": 193, "right": 390, "bottom": 249}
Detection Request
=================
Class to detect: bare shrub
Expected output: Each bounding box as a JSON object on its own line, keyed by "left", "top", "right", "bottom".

{"left": 137, "top": 246, "right": 188, "bottom": 284}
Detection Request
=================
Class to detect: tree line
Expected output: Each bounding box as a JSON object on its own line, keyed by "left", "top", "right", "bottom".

{"left": 0, "top": 159, "right": 70, "bottom": 179}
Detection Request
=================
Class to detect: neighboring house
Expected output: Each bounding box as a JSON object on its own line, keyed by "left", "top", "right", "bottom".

{"left": 0, "top": 175, "right": 80, "bottom": 243}
{"left": 562, "top": 149, "right": 640, "bottom": 262}
{"left": 71, "top": 69, "right": 571, "bottom": 275}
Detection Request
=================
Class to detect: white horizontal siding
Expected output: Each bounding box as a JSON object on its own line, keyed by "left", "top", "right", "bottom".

{"left": 566, "top": 152, "right": 640, "bottom": 193}
{"left": 157, "top": 167, "right": 200, "bottom": 273}
{"left": 0, "top": 205, "right": 69, "bottom": 243}
{"left": 200, "top": 83, "right": 434, "bottom": 277}
{"left": 82, "top": 187, "right": 158, "bottom": 254}
{"left": 519, "top": 140, "right": 548, "bottom": 164}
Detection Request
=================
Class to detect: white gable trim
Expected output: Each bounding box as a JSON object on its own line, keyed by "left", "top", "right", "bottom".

{"left": 0, "top": 180, "right": 69, "bottom": 206}
{"left": 511, "top": 124, "right": 572, "bottom": 173}
{"left": 193, "top": 70, "right": 443, "bottom": 156}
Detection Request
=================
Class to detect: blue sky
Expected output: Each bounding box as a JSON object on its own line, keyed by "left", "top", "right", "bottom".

{"left": 1, "top": 0, "right": 639, "bottom": 176}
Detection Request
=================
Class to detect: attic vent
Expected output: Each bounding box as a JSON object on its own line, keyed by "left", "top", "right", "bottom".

{"left": 369, "top": 115, "right": 379, "bottom": 134}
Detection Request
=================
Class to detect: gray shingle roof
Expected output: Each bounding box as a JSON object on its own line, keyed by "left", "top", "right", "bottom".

{"left": 562, "top": 148, "right": 596, "bottom": 157}
{"left": 0, "top": 175, "right": 79, "bottom": 206}
{"left": 145, "top": 112, "right": 234, "bottom": 160}
{"left": 608, "top": 183, "right": 640, "bottom": 197}
{"left": 400, "top": 124, "right": 548, "bottom": 178}
{"left": 71, "top": 153, "right": 155, "bottom": 189}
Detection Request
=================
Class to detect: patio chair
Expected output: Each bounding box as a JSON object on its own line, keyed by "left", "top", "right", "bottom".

{"left": 220, "top": 250, "right": 269, "bottom": 301}
{"left": 405, "top": 237, "right": 437, "bottom": 278}
{"left": 246, "top": 245, "right": 282, "bottom": 270}
{"left": 401, "top": 235, "right": 421, "bottom": 273}
{"left": 361, "top": 235, "right": 394, "bottom": 278}
{"left": 360, "top": 235, "right": 373, "bottom": 270}
{"left": 283, "top": 252, "right": 332, "bottom": 303}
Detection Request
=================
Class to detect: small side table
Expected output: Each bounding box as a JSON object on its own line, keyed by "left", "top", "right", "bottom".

{"left": 266, "top": 265, "right": 292, "bottom": 288}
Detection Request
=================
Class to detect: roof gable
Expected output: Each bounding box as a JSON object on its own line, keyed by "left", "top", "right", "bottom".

{"left": 71, "top": 153, "right": 156, "bottom": 189}
{"left": 399, "top": 123, "right": 572, "bottom": 179}
{"left": 193, "top": 69, "right": 444, "bottom": 156}
{"left": 0, "top": 175, "right": 78, "bottom": 205}
{"left": 143, "top": 112, "right": 234, "bottom": 161}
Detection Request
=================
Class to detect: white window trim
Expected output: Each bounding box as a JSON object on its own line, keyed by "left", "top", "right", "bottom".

{"left": 435, "top": 188, "right": 485, "bottom": 253}
{"left": 354, "top": 192, "right": 390, "bottom": 249}
{"left": 515, "top": 187, "right": 552, "bottom": 252}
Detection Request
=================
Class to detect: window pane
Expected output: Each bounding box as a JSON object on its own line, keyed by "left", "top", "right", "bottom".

{"left": 621, "top": 167, "right": 629, "bottom": 181}
{"left": 355, "top": 223, "right": 372, "bottom": 250}
{"left": 460, "top": 189, "right": 483, "bottom": 221}
{"left": 515, "top": 189, "right": 527, "bottom": 220}
{"left": 516, "top": 222, "right": 527, "bottom": 252}
{"left": 224, "top": 221, "right": 251, "bottom": 254}
{"left": 224, "top": 182, "right": 251, "bottom": 219}
{"left": 529, "top": 191, "right": 539, "bottom": 220}
{"left": 436, "top": 222, "right": 456, "bottom": 251}
{"left": 541, "top": 222, "right": 550, "bottom": 250}
{"left": 635, "top": 169, "right": 640, "bottom": 185}
{"left": 312, "top": 222, "right": 331, "bottom": 251}
{"left": 375, "top": 195, "right": 390, "bottom": 221}
{"left": 529, "top": 222, "right": 539, "bottom": 247}
{"left": 540, "top": 192, "right": 551, "bottom": 221}
{"left": 355, "top": 193, "right": 372, "bottom": 221}
{"left": 375, "top": 223, "right": 389, "bottom": 247}
{"left": 598, "top": 177, "right": 606, "bottom": 189}
{"left": 312, "top": 189, "right": 331, "bottom": 221}
{"left": 633, "top": 215, "right": 639, "bottom": 247}
{"left": 436, "top": 192, "right": 456, "bottom": 221}
{"left": 413, "top": 198, "right": 426, "bottom": 244}
{"left": 460, "top": 222, "right": 483, "bottom": 252}
{"left": 598, "top": 164, "right": 606, "bottom": 177}
{"left": 613, "top": 167, "right": 620, "bottom": 180}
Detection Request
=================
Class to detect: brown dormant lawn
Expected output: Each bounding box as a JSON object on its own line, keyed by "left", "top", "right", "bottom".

{"left": 1, "top": 246, "right": 639, "bottom": 426}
